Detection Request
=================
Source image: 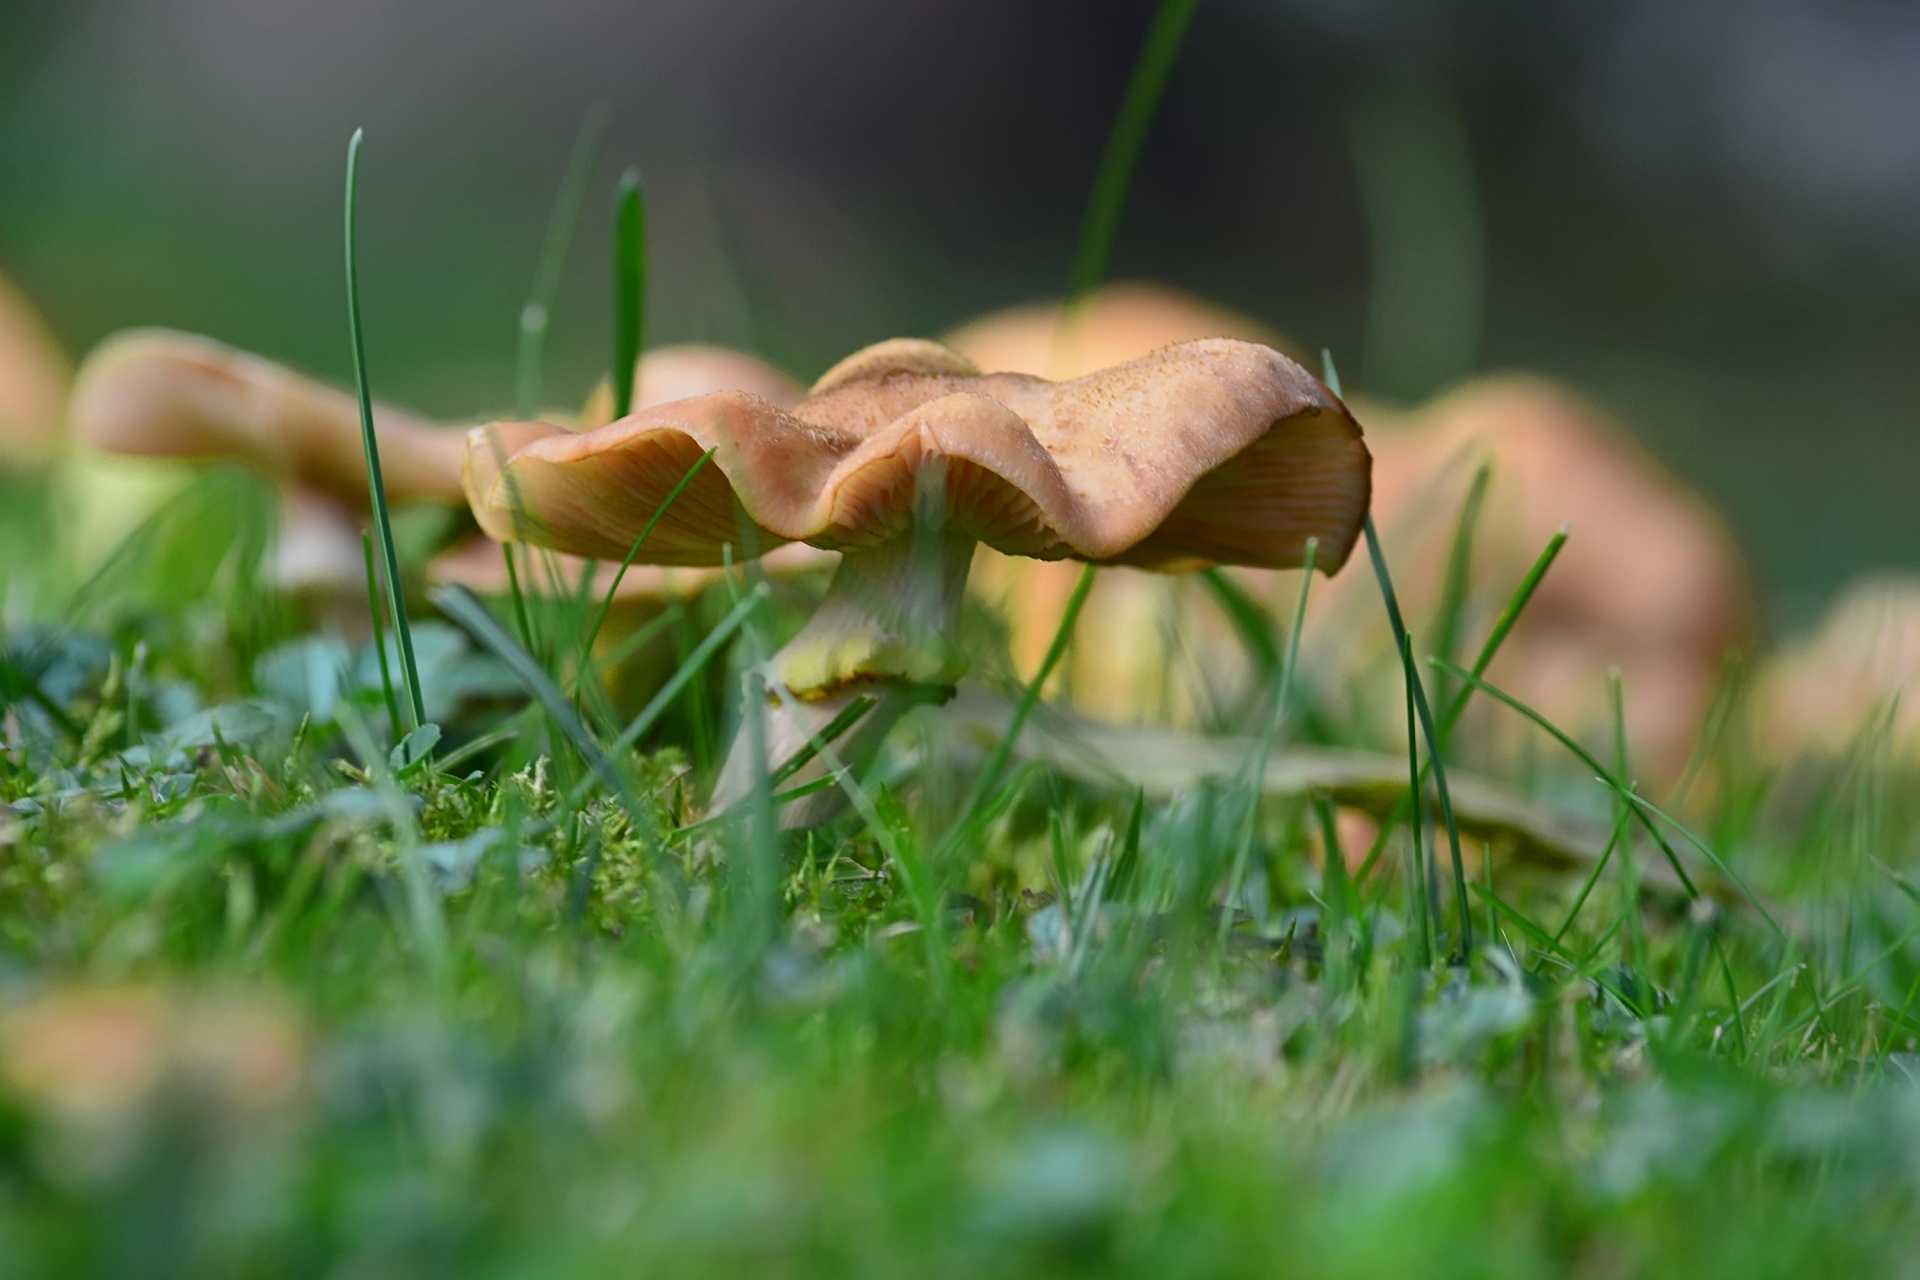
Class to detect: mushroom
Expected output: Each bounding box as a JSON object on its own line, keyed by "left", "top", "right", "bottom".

{"left": 68, "top": 328, "right": 467, "bottom": 600}
{"left": 465, "top": 334, "right": 1372, "bottom": 822}
{"left": 68, "top": 329, "right": 828, "bottom": 609}
{"left": 0, "top": 269, "right": 70, "bottom": 462}
{"left": 1756, "top": 576, "right": 1920, "bottom": 762}
{"left": 945, "top": 283, "right": 1284, "bottom": 722}
{"left": 1315, "top": 375, "right": 1753, "bottom": 773}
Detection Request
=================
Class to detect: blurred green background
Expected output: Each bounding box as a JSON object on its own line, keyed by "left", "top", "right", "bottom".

{"left": 3, "top": 0, "right": 1916, "bottom": 630}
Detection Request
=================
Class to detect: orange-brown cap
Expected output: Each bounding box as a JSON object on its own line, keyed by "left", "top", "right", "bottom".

{"left": 942, "top": 281, "right": 1286, "bottom": 380}
{"left": 465, "top": 336, "right": 1371, "bottom": 574}
{"left": 68, "top": 329, "right": 466, "bottom": 508}
{"left": 0, "top": 271, "right": 72, "bottom": 460}
{"left": 1757, "top": 576, "right": 1920, "bottom": 761}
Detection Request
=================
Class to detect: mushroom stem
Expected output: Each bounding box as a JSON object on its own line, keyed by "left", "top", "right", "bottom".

{"left": 711, "top": 525, "right": 977, "bottom": 825}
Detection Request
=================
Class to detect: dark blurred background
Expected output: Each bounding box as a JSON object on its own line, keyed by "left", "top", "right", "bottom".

{"left": 3, "top": 0, "right": 1917, "bottom": 628}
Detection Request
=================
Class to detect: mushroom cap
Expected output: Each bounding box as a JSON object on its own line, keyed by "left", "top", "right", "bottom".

{"left": 1757, "top": 576, "right": 1920, "bottom": 761}
{"left": 577, "top": 344, "right": 805, "bottom": 429}
{"left": 68, "top": 329, "right": 466, "bottom": 508}
{"left": 942, "top": 281, "right": 1286, "bottom": 380}
{"left": 426, "top": 533, "right": 837, "bottom": 602}
{"left": 0, "top": 271, "right": 72, "bottom": 460}
{"left": 465, "top": 336, "right": 1371, "bottom": 574}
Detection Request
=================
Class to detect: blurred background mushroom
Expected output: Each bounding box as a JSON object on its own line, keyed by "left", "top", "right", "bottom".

{"left": 1755, "top": 576, "right": 1920, "bottom": 763}
{"left": 63, "top": 324, "right": 843, "bottom": 720}
{"left": 943, "top": 281, "right": 1288, "bottom": 381}
{"left": 68, "top": 328, "right": 467, "bottom": 609}
{"left": 0, "top": 984, "right": 306, "bottom": 1119}
{"left": 1302, "top": 374, "right": 1755, "bottom": 776}
{"left": 0, "top": 268, "right": 68, "bottom": 462}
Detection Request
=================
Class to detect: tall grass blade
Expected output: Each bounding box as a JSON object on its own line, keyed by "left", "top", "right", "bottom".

{"left": 1610, "top": 667, "right": 1651, "bottom": 978}
{"left": 768, "top": 693, "right": 880, "bottom": 789}
{"left": 1400, "top": 630, "right": 1433, "bottom": 963}
{"left": 344, "top": 129, "right": 426, "bottom": 731}
{"left": 1066, "top": 0, "right": 1204, "bottom": 302}
{"left": 575, "top": 447, "right": 716, "bottom": 685}
{"left": 1432, "top": 657, "right": 1781, "bottom": 940}
{"left": 1353, "top": 524, "right": 1568, "bottom": 883}
{"left": 611, "top": 169, "right": 648, "bottom": 420}
{"left": 595, "top": 583, "right": 769, "bottom": 766}
{"left": 1427, "top": 460, "right": 1491, "bottom": 716}
{"left": 501, "top": 543, "right": 538, "bottom": 653}
{"left": 517, "top": 107, "right": 609, "bottom": 419}
{"left": 1221, "top": 538, "right": 1317, "bottom": 949}
{"left": 361, "top": 530, "right": 402, "bottom": 741}
{"left": 1198, "top": 567, "right": 1280, "bottom": 676}
{"left": 955, "top": 563, "right": 1098, "bottom": 837}
{"left": 1365, "top": 515, "right": 1471, "bottom": 957}
{"left": 1348, "top": 84, "right": 1485, "bottom": 400}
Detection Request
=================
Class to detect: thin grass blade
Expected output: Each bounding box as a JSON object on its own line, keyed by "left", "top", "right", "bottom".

{"left": 1065, "top": 0, "right": 1204, "bottom": 302}
{"left": 517, "top": 107, "right": 609, "bottom": 418}
{"left": 344, "top": 129, "right": 426, "bottom": 730}
{"left": 611, "top": 169, "right": 647, "bottom": 420}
